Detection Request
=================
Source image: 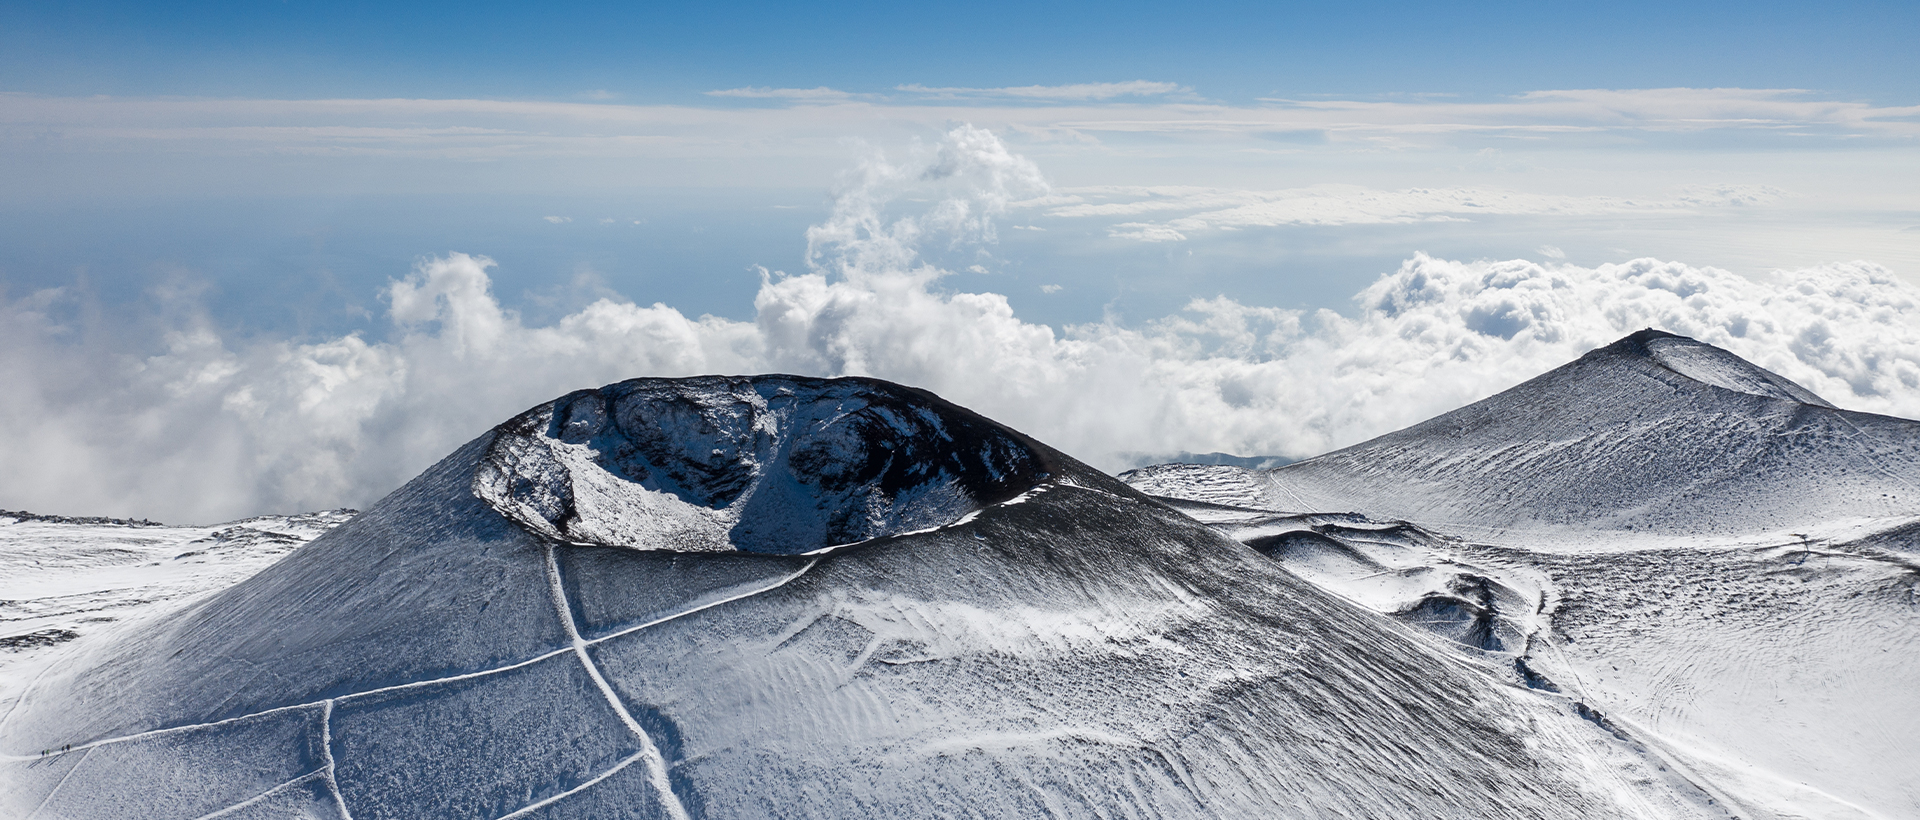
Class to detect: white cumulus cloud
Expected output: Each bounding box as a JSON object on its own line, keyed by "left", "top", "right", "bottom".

{"left": 2, "top": 127, "right": 1916, "bottom": 522}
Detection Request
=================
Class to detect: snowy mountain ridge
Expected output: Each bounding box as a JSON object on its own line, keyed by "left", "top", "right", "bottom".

{"left": 1127, "top": 328, "right": 1920, "bottom": 546}
{"left": 1632, "top": 329, "right": 1837, "bottom": 407}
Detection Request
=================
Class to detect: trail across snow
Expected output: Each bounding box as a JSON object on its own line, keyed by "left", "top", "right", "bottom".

{"left": 4, "top": 536, "right": 827, "bottom": 820}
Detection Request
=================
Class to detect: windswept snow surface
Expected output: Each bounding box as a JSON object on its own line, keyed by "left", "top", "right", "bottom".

{"left": 2, "top": 375, "right": 1730, "bottom": 819}
{"left": 1127, "top": 330, "right": 1920, "bottom": 819}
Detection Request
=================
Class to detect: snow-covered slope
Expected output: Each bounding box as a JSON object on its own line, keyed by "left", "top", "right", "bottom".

{"left": 1, "top": 375, "right": 1723, "bottom": 820}
{"left": 1156, "top": 498, "right": 1920, "bottom": 820}
{"left": 1126, "top": 331, "right": 1920, "bottom": 819}
{"left": 0, "top": 510, "right": 352, "bottom": 706}
{"left": 1129, "top": 329, "right": 1920, "bottom": 545}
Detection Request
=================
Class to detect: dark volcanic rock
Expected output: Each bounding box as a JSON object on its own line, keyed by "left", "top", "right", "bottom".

{"left": 475, "top": 376, "right": 1055, "bottom": 554}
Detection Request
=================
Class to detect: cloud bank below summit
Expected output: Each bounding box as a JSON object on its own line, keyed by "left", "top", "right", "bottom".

{"left": 3, "top": 126, "right": 1918, "bottom": 522}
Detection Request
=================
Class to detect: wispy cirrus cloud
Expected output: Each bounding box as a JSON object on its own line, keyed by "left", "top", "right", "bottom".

{"left": 703, "top": 86, "right": 855, "bottom": 100}
{"left": 895, "top": 81, "right": 1189, "bottom": 100}
{"left": 1055, "top": 183, "right": 1789, "bottom": 238}
{"left": 700, "top": 80, "right": 1189, "bottom": 106}
{"left": 1107, "top": 222, "right": 1189, "bottom": 242}
{"left": 6, "top": 87, "right": 1914, "bottom": 168}
{"left": 1249, "top": 87, "right": 1920, "bottom": 137}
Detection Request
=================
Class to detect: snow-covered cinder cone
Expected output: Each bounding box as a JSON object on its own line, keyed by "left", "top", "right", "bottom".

{"left": 1132, "top": 329, "right": 1920, "bottom": 544}
{"left": 1128, "top": 330, "right": 1920, "bottom": 819}
{"left": 4, "top": 375, "right": 1727, "bottom": 819}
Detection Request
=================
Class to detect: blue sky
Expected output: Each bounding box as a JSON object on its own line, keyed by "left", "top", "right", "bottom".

{"left": 5, "top": 0, "right": 1918, "bottom": 101}
{"left": 3, "top": 0, "right": 1920, "bottom": 519}
{"left": 3, "top": 0, "right": 1916, "bottom": 335}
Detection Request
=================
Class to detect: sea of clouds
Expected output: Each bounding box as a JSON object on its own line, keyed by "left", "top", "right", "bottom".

{"left": 4, "top": 125, "right": 1917, "bottom": 522}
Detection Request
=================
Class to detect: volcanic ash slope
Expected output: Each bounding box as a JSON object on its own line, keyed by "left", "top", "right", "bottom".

{"left": 3, "top": 375, "right": 1723, "bottom": 819}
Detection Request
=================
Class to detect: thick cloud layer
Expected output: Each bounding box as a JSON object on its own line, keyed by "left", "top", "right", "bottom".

{"left": 4, "top": 126, "right": 1917, "bottom": 522}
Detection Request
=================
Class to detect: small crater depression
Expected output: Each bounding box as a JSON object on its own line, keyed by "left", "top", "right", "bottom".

{"left": 474, "top": 375, "right": 1051, "bottom": 554}
{"left": 1393, "top": 574, "right": 1531, "bottom": 653}
{"left": 1244, "top": 530, "right": 1387, "bottom": 574}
